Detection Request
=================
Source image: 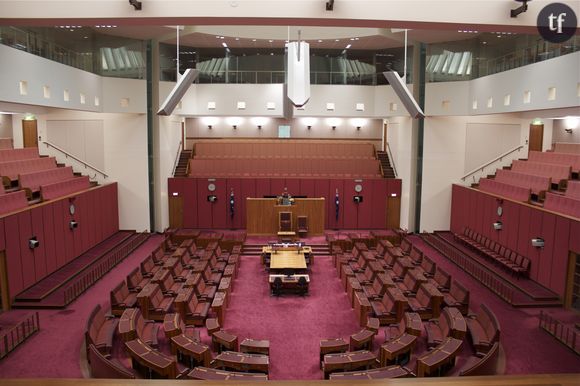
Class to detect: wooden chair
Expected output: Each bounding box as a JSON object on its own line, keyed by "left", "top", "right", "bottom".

{"left": 297, "top": 215, "right": 308, "bottom": 238}
{"left": 279, "top": 211, "right": 292, "bottom": 232}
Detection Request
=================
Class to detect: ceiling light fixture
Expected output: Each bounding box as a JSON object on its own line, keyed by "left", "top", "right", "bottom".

{"left": 326, "top": 0, "right": 334, "bottom": 11}
{"left": 128, "top": 0, "right": 142, "bottom": 10}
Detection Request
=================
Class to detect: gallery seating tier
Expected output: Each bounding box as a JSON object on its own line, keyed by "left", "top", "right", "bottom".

{"left": 543, "top": 192, "right": 580, "bottom": 218}
{"left": 0, "top": 156, "right": 57, "bottom": 184}
{"left": 0, "top": 190, "right": 28, "bottom": 215}
{"left": 494, "top": 169, "right": 551, "bottom": 197}
{"left": 553, "top": 142, "right": 580, "bottom": 154}
{"left": 40, "top": 175, "right": 91, "bottom": 201}
{"left": 188, "top": 158, "right": 381, "bottom": 178}
{"left": 0, "top": 138, "right": 13, "bottom": 150}
{"left": 194, "top": 139, "right": 376, "bottom": 160}
{"left": 511, "top": 160, "right": 571, "bottom": 187}
{"left": 565, "top": 180, "right": 580, "bottom": 199}
{"left": 0, "top": 147, "right": 39, "bottom": 162}
{"left": 18, "top": 166, "right": 74, "bottom": 197}
{"left": 528, "top": 150, "right": 580, "bottom": 172}
{"left": 478, "top": 178, "right": 531, "bottom": 202}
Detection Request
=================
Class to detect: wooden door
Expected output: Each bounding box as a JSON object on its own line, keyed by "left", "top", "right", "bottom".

{"left": 168, "top": 196, "right": 183, "bottom": 228}
{"left": 528, "top": 124, "right": 544, "bottom": 154}
{"left": 386, "top": 196, "right": 401, "bottom": 229}
{"left": 564, "top": 251, "right": 578, "bottom": 310}
{"left": 382, "top": 122, "right": 388, "bottom": 152}
{"left": 22, "top": 119, "right": 38, "bottom": 148}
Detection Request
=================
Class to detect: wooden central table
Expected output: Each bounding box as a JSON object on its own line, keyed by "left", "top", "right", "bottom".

{"left": 269, "top": 251, "right": 307, "bottom": 270}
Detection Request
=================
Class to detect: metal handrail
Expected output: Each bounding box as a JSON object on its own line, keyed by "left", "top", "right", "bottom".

{"left": 172, "top": 140, "right": 183, "bottom": 176}
{"left": 461, "top": 145, "right": 524, "bottom": 182}
{"left": 42, "top": 141, "right": 108, "bottom": 178}
{"left": 386, "top": 142, "right": 398, "bottom": 178}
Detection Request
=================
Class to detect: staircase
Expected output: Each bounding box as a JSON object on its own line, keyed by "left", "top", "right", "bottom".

{"left": 174, "top": 150, "right": 192, "bottom": 177}
{"left": 376, "top": 151, "right": 396, "bottom": 178}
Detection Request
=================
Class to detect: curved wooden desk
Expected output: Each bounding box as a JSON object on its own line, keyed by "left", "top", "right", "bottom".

{"left": 187, "top": 366, "right": 268, "bottom": 380}
{"left": 213, "top": 351, "right": 270, "bottom": 374}
{"left": 322, "top": 350, "right": 377, "bottom": 379}
{"left": 417, "top": 337, "right": 463, "bottom": 377}
{"left": 125, "top": 338, "right": 181, "bottom": 379}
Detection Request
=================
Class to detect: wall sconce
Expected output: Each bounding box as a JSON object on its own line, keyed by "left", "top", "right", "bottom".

{"left": 28, "top": 236, "right": 39, "bottom": 249}
{"left": 69, "top": 220, "right": 78, "bottom": 230}
{"left": 565, "top": 128, "right": 573, "bottom": 134}
{"left": 129, "top": 0, "right": 142, "bottom": 10}
{"left": 232, "top": 125, "right": 237, "bottom": 130}
{"left": 332, "top": 126, "right": 336, "bottom": 130}
{"left": 257, "top": 125, "right": 262, "bottom": 130}
{"left": 493, "top": 221, "right": 503, "bottom": 230}
{"left": 207, "top": 125, "right": 212, "bottom": 130}
{"left": 531, "top": 238, "right": 544, "bottom": 248}
{"left": 307, "top": 125, "right": 312, "bottom": 130}
{"left": 356, "top": 126, "right": 361, "bottom": 130}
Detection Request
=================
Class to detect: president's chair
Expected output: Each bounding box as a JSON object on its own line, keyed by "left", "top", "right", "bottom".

{"left": 297, "top": 215, "right": 308, "bottom": 238}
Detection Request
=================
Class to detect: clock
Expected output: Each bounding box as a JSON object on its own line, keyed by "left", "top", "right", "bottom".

{"left": 69, "top": 203, "right": 76, "bottom": 215}
{"left": 208, "top": 183, "right": 216, "bottom": 192}
{"left": 354, "top": 184, "right": 363, "bottom": 193}
{"left": 497, "top": 206, "right": 503, "bottom": 217}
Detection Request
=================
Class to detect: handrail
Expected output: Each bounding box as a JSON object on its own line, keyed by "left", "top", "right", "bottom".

{"left": 171, "top": 140, "right": 183, "bottom": 177}
{"left": 42, "top": 141, "right": 108, "bottom": 179}
{"left": 386, "top": 142, "right": 398, "bottom": 178}
{"left": 461, "top": 145, "right": 524, "bottom": 182}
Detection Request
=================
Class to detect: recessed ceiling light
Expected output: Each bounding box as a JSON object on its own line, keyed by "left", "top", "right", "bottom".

{"left": 268, "top": 39, "right": 273, "bottom": 43}
{"left": 252, "top": 39, "right": 257, "bottom": 42}
{"left": 235, "top": 37, "right": 239, "bottom": 40}
{"left": 335, "top": 39, "right": 339, "bottom": 42}
{"left": 318, "top": 40, "right": 322, "bottom": 43}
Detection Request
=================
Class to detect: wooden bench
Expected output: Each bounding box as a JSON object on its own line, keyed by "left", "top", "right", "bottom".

{"left": 213, "top": 351, "right": 269, "bottom": 374}
{"left": 187, "top": 366, "right": 268, "bottom": 380}
{"left": 173, "top": 287, "right": 210, "bottom": 326}
{"left": 0, "top": 190, "right": 28, "bottom": 215}
{"left": 416, "top": 337, "right": 463, "bottom": 377}
{"left": 319, "top": 338, "right": 349, "bottom": 367}
{"left": 85, "top": 304, "right": 118, "bottom": 356}
{"left": 110, "top": 280, "right": 138, "bottom": 316}
{"left": 322, "top": 350, "right": 377, "bottom": 379}
{"left": 426, "top": 307, "right": 466, "bottom": 348}
{"left": 171, "top": 334, "right": 211, "bottom": 368}
{"left": 87, "top": 343, "right": 136, "bottom": 379}
{"left": 126, "top": 267, "right": 150, "bottom": 292}
{"left": 466, "top": 303, "right": 500, "bottom": 356}
{"left": 329, "top": 365, "right": 411, "bottom": 379}
{"left": 125, "top": 338, "right": 188, "bottom": 379}
{"left": 443, "top": 280, "right": 470, "bottom": 315}
{"left": 407, "top": 283, "right": 443, "bottom": 320}
{"left": 40, "top": 175, "right": 91, "bottom": 201}
{"left": 117, "top": 307, "right": 159, "bottom": 348}
{"left": 370, "top": 287, "right": 408, "bottom": 325}
{"left": 136, "top": 283, "right": 174, "bottom": 321}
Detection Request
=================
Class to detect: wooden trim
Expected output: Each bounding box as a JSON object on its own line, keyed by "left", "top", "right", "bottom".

{"left": 564, "top": 250, "right": 577, "bottom": 309}
{"left": 0, "top": 250, "right": 11, "bottom": 311}
{"left": 186, "top": 137, "right": 382, "bottom": 142}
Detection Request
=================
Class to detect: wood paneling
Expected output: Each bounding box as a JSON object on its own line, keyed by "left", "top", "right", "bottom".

{"left": 169, "top": 196, "right": 183, "bottom": 228}
{"left": 246, "top": 198, "right": 325, "bottom": 235}
{"left": 386, "top": 196, "right": 401, "bottom": 230}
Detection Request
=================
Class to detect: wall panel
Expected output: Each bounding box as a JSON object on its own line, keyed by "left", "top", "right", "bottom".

{"left": 551, "top": 216, "right": 571, "bottom": 297}
{"left": 255, "top": 179, "right": 270, "bottom": 198}
{"left": 527, "top": 209, "right": 543, "bottom": 282}
{"left": 42, "top": 205, "right": 57, "bottom": 276}
{"left": 285, "top": 179, "right": 301, "bottom": 197}
{"left": 196, "top": 179, "right": 213, "bottom": 229}
{"left": 299, "top": 179, "right": 316, "bottom": 198}
{"left": 211, "top": 179, "right": 227, "bottom": 229}
{"left": 328, "top": 180, "right": 344, "bottom": 229}
{"left": 4, "top": 215, "right": 23, "bottom": 297}
{"left": 53, "top": 198, "right": 67, "bottom": 268}
{"left": 60, "top": 199, "right": 75, "bottom": 263}
{"left": 503, "top": 200, "right": 519, "bottom": 251}
{"left": 182, "top": 179, "right": 198, "bottom": 228}
{"left": 371, "top": 179, "right": 388, "bottom": 229}
{"left": 270, "top": 179, "right": 285, "bottom": 197}
{"left": 30, "top": 207, "right": 47, "bottom": 282}
{"left": 343, "top": 180, "right": 358, "bottom": 229}
{"left": 538, "top": 213, "right": 556, "bottom": 288}
{"left": 17, "top": 212, "right": 35, "bottom": 290}
{"left": 240, "top": 179, "right": 256, "bottom": 228}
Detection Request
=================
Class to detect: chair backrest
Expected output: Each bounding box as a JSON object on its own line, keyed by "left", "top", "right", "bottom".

{"left": 111, "top": 281, "right": 129, "bottom": 304}
{"left": 88, "top": 344, "right": 136, "bottom": 379}
{"left": 279, "top": 211, "right": 292, "bottom": 231}
{"left": 86, "top": 304, "right": 104, "bottom": 345}
{"left": 450, "top": 280, "right": 469, "bottom": 303}
{"left": 297, "top": 216, "right": 308, "bottom": 230}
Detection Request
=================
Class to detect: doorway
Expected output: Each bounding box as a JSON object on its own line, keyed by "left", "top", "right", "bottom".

{"left": 0, "top": 251, "right": 10, "bottom": 311}
{"left": 386, "top": 195, "right": 401, "bottom": 229}
{"left": 22, "top": 119, "right": 38, "bottom": 148}
{"left": 565, "top": 250, "right": 579, "bottom": 311}
{"left": 528, "top": 123, "right": 543, "bottom": 155}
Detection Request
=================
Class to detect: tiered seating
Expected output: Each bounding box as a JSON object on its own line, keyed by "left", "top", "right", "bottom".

{"left": 565, "top": 180, "right": 580, "bottom": 199}
{"left": 87, "top": 343, "right": 136, "bottom": 379}
{"left": 494, "top": 169, "right": 551, "bottom": 197}
{"left": 528, "top": 150, "right": 580, "bottom": 172}
{"left": 40, "top": 175, "right": 91, "bottom": 200}
{"left": 126, "top": 267, "right": 150, "bottom": 292}
{"left": 173, "top": 287, "right": 211, "bottom": 326}
{"left": 425, "top": 307, "right": 466, "bottom": 347}
{"left": 110, "top": 280, "right": 138, "bottom": 316}
{"left": 188, "top": 158, "right": 381, "bottom": 178}
{"left": 194, "top": 140, "right": 376, "bottom": 159}
{"left": 19, "top": 166, "right": 74, "bottom": 197}
{"left": 553, "top": 142, "right": 580, "bottom": 154}
{"left": 478, "top": 177, "right": 531, "bottom": 202}
{"left": 136, "top": 283, "right": 174, "bottom": 321}
{"left": 511, "top": 159, "right": 571, "bottom": 187}
{"left": 466, "top": 303, "right": 501, "bottom": 356}
{"left": 117, "top": 307, "right": 160, "bottom": 347}
{"left": 442, "top": 280, "right": 470, "bottom": 315}
{"left": 85, "top": 304, "right": 118, "bottom": 355}
{"left": 0, "top": 147, "right": 39, "bottom": 162}
{"left": 407, "top": 283, "right": 443, "bottom": 320}
{"left": 0, "top": 156, "right": 56, "bottom": 185}
{"left": 0, "top": 189, "right": 28, "bottom": 215}
{"left": 454, "top": 228, "right": 530, "bottom": 277}
{"left": 544, "top": 192, "right": 580, "bottom": 218}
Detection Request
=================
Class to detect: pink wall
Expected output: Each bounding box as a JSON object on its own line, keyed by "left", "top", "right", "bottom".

{"left": 450, "top": 184, "right": 579, "bottom": 298}
{"left": 169, "top": 177, "right": 402, "bottom": 230}
{"left": 1, "top": 183, "right": 119, "bottom": 300}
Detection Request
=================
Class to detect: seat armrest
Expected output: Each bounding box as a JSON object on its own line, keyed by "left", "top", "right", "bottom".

{"left": 105, "top": 314, "right": 116, "bottom": 319}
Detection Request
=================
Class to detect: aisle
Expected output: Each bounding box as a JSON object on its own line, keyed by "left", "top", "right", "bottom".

{"left": 223, "top": 254, "right": 359, "bottom": 380}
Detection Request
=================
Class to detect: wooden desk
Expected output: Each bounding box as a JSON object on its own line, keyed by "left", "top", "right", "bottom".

{"left": 213, "top": 351, "right": 270, "bottom": 374}
{"left": 171, "top": 334, "right": 211, "bottom": 368}
{"left": 125, "top": 338, "right": 177, "bottom": 379}
{"left": 319, "top": 338, "right": 349, "bottom": 366}
{"left": 405, "top": 312, "right": 423, "bottom": 337}
{"left": 163, "top": 313, "right": 183, "bottom": 339}
{"left": 380, "top": 333, "right": 417, "bottom": 366}
{"left": 187, "top": 366, "right": 268, "bottom": 381}
{"left": 417, "top": 337, "right": 463, "bottom": 377}
{"left": 329, "top": 365, "right": 411, "bottom": 379}
{"left": 269, "top": 251, "right": 307, "bottom": 270}
{"left": 447, "top": 307, "right": 467, "bottom": 340}
{"left": 212, "top": 330, "right": 238, "bottom": 353}
{"left": 240, "top": 339, "right": 270, "bottom": 355}
{"left": 205, "top": 318, "right": 220, "bottom": 336}
{"left": 246, "top": 198, "right": 325, "bottom": 236}
{"left": 322, "top": 350, "right": 376, "bottom": 379}
{"left": 118, "top": 308, "right": 139, "bottom": 342}
{"left": 211, "top": 292, "right": 227, "bottom": 325}
{"left": 350, "top": 329, "right": 376, "bottom": 351}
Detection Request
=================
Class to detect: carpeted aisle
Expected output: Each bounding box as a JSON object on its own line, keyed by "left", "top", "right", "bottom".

{"left": 223, "top": 254, "right": 360, "bottom": 380}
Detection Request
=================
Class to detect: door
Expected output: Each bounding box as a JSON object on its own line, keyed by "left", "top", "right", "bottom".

{"left": 0, "top": 251, "right": 10, "bottom": 310}
{"left": 386, "top": 196, "right": 401, "bottom": 229}
{"left": 528, "top": 123, "right": 543, "bottom": 154}
{"left": 169, "top": 196, "right": 184, "bottom": 228}
{"left": 22, "top": 119, "right": 38, "bottom": 148}
{"left": 382, "top": 122, "right": 388, "bottom": 152}
{"left": 565, "top": 251, "right": 579, "bottom": 310}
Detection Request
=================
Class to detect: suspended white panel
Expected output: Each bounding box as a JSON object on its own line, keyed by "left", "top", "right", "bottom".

{"left": 120, "top": 47, "right": 132, "bottom": 69}
{"left": 286, "top": 41, "right": 310, "bottom": 107}
{"left": 441, "top": 51, "right": 452, "bottom": 73}
{"left": 102, "top": 48, "right": 116, "bottom": 71}
{"left": 433, "top": 51, "right": 448, "bottom": 73}
{"left": 112, "top": 48, "right": 125, "bottom": 70}
{"left": 457, "top": 52, "right": 472, "bottom": 75}
{"left": 426, "top": 55, "right": 437, "bottom": 73}
{"left": 447, "top": 52, "right": 462, "bottom": 74}
{"left": 466, "top": 55, "right": 473, "bottom": 75}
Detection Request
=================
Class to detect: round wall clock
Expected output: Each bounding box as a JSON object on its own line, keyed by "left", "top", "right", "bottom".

{"left": 208, "top": 183, "right": 216, "bottom": 192}
{"left": 354, "top": 184, "right": 363, "bottom": 193}
{"left": 497, "top": 206, "right": 503, "bottom": 217}
{"left": 69, "top": 203, "right": 76, "bottom": 215}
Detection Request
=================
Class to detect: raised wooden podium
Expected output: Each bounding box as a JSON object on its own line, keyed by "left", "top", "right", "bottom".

{"left": 246, "top": 198, "right": 325, "bottom": 236}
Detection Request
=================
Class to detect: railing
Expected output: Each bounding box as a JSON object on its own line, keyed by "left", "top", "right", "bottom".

{"left": 460, "top": 145, "right": 525, "bottom": 185}
{"left": 0, "top": 312, "right": 40, "bottom": 359}
{"left": 539, "top": 311, "right": 580, "bottom": 355}
{"left": 387, "top": 142, "right": 398, "bottom": 178}
{"left": 62, "top": 233, "right": 149, "bottom": 305}
{"left": 171, "top": 140, "right": 183, "bottom": 177}
{"left": 421, "top": 233, "right": 515, "bottom": 304}
{"left": 42, "top": 141, "right": 108, "bottom": 180}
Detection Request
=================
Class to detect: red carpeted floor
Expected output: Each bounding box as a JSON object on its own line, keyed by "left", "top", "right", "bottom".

{"left": 0, "top": 232, "right": 578, "bottom": 380}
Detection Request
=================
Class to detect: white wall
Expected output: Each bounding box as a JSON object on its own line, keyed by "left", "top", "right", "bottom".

{"left": 552, "top": 118, "right": 580, "bottom": 144}
{"left": 28, "top": 110, "right": 149, "bottom": 232}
